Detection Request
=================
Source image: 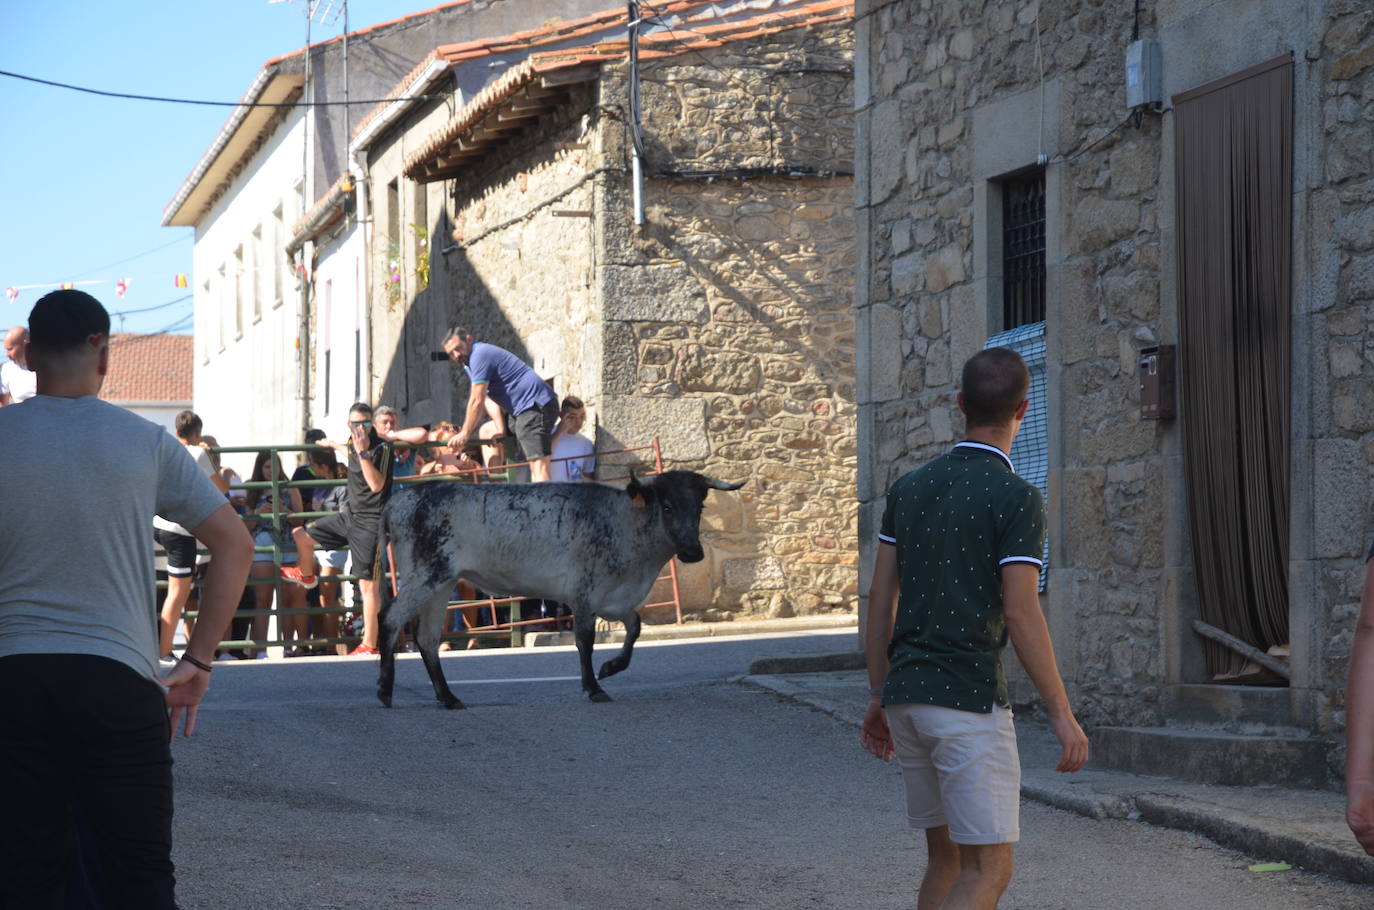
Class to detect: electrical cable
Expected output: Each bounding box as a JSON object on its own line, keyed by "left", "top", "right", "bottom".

{"left": 109, "top": 310, "right": 194, "bottom": 339}
{"left": 69, "top": 235, "right": 191, "bottom": 280}
{"left": 1056, "top": 111, "right": 1137, "bottom": 164}
{"left": 0, "top": 69, "right": 436, "bottom": 108}
{"left": 109, "top": 294, "right": 193, "bottom": 318}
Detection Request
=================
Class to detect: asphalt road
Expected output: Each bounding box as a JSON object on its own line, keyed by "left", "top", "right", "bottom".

{"left": 169, "top": 631, "right": 1373, "bottom": 909}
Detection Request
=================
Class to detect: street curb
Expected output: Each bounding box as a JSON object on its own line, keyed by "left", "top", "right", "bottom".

{"left": 739, "top": 673, "right": 1374, "bottom": 885}
{"left": 1132, "top": 794, "right": 1374, "bottom": 885}
{"left": 747, "top": 650, "right": 866, "bottom": 674}
{"left": 522, "top": 614, "right": 857, "bottom": 648}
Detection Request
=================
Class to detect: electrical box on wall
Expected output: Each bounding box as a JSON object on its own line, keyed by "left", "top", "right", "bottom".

{"left": 1125, "top": 39, "right": 1162, "bottom": 108}
{"left": 1139, "top": 344, "right": 1176, "bottom": 420}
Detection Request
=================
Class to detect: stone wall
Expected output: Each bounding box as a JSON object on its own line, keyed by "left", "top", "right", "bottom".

{"left": 1309, "top": 2, "right": 1374, "bottom": 767}
{"left": 855, "top": 0, "right": 1364, "bottom": 734}
{"left": 371, "top": 20, "right": 857, "bottom": 618}
{"left": 596, "top": 22, "right": 859, "bottom": 617}
{"left": 369, "top": 85, "right": 602, "bottom": 428}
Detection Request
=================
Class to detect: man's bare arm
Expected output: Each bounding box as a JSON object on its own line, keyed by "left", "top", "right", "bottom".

{"left": 1003, "top": 562, "right": 1089, "bottom": 772}
{"left": 163, "top": 503, "right": 253, "bottom": 737}
{"left": 860, "top": 543, "right": 899, "bottom": 761}
{"left": 1346, "top": 559, "right": 1374, "bottom": 854}
{"left": 386, "top": 425, "right": 430, "bottom": 446}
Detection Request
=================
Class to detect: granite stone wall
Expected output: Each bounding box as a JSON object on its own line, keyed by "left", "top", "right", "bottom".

{"left": 856, "top": 0, "right": 1368, "bottom": 735}
{"left": 374, "top": 21, "right": 858, "bottom": 618}
{"left": 597, "top": 22, "right": 859, "bottom": 618}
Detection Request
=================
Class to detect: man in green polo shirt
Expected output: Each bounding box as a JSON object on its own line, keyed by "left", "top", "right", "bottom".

{"left": 862, "top": 346, "right": 1089, "bottom": 909}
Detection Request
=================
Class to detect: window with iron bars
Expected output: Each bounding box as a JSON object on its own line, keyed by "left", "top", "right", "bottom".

{"left": 1002, "top": 170, "right": 1046, "bottom": 329}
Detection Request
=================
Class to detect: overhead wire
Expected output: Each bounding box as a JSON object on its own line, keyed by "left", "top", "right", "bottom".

{"left": 70, "top": 235, "right": 191, "bottom": 280}
{"left": 109, "top": 294, "right": 193, "bottom": 318}
{"left": 0, "top": 69, "right": 436, "bottom": 108}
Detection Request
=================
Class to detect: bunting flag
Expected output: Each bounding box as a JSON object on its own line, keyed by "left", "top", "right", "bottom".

{"left": 5, "top": 274, "right": 206, "bottom": 304}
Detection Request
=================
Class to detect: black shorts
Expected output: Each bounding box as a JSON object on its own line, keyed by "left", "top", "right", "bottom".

{"left": 511, "top": 398, "right": 559, "bottom": 460}
{"left": 153, "top": 529, "right": 197, "bottom": 577}
{"left": 307, "top": 511, "right": 382, "bottom": 580}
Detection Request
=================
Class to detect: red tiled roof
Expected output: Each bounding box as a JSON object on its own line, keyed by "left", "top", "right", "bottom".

{"left": 100, "top": 334, "right": 193, "bottom": 404}
{"left": 401, "top": 0, "right": 853, "bottom": 178}
{"left": 352, "top": 0, "right": 849, "bottom": 145}
{"left": 348, "top": 4, "right": 639, "bottom": 142}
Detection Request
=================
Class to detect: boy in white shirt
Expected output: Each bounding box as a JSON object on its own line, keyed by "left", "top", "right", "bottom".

{"left": 549, "top": 396, "right": 595, "bottom": 482}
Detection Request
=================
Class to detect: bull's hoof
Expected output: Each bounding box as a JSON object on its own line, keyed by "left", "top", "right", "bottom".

{"left": 440, "top": 697, "right": 466, "bottom": 710}
{"left": 597, "top": 659, "right": 625, "bottom": 680}
{"left": 378, "top": 694, "right": 393, "bottom": 708}
{"left": 588, "top": 690, "right": 613, "bottom": 703}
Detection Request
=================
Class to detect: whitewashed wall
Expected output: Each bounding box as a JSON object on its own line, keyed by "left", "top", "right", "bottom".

{"left": 308, "top": 222, "right": 366, "bottom": 440}
{"left": 192, "top": 113, "right": 310, "bottom": 479}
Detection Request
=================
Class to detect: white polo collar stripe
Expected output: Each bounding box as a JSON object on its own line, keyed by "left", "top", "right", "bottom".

{"left": 953, "top": 441, "right": 1015, "bottom": 473}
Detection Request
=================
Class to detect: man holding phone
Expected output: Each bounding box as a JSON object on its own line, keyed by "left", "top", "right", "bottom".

{"left": 289, "top": 402, "right": 426, "bottom": 655}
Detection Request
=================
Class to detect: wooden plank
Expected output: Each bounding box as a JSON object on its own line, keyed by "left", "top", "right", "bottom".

{"left": 540, "top": 64, "right": 599, "bottom": 88}
{"left": 496, "top": 105, "right": 543, "bottom": 124}
{"left": 1191, "top": 620, "right": 1291, "bottom": 680}
{"left": 551, "top": 210, "right": 592, "bottom": 218}
{"left": 508, "top": 95, "right": 560, "bottom": 113}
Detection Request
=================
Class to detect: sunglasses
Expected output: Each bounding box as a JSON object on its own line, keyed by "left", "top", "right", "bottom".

{"left": 350, "top": 419, "right": 373, "bottom": 428}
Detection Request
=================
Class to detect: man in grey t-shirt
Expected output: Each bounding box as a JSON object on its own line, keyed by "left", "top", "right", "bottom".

{"left": 0, "top": 290, "right": 253, "bottom": 908}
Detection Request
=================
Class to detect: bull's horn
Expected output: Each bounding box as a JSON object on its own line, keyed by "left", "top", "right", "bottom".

{"left": 702, "top": 475, "right": 745, "bottom": 491}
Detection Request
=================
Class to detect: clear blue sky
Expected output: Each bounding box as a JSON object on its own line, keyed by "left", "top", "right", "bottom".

{"left": 0, "top": 1, "right": 441, "bottom": 356}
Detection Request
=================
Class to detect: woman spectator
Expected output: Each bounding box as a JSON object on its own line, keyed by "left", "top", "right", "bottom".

{"left": 304, "top": 447, "right": 349, "bottom": 655}
{"left": 246, "top": 450, "right": 312, "bottom": 658}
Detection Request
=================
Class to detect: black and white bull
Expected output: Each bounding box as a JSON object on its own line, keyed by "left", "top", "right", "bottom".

{"left": 376, "top": 470, "right": 745, "bottom": 708}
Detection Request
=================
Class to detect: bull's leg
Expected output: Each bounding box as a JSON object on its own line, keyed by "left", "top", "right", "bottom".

{"left": 377, "top": 580, "right": 446, "bottom": 708}
{"left": 597, "top": 610, "right": 641, "bottom": 681}
{"left": 574, "top": 609, "right": 611, "bottom": 703}
{"left": 415, "top": 587, "right": 463, "bottom": 710}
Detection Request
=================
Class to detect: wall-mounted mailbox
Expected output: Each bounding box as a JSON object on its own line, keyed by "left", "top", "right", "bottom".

{"left": 1140, "top": 344, "right": 1176, "bottom": 420}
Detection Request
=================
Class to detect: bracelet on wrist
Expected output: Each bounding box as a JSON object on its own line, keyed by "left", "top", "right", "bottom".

{"left": 181, "top": 654, "right": 213, "bottom": 673}
{"left": 868, "top": 687, "right": 883, "bottom": 697}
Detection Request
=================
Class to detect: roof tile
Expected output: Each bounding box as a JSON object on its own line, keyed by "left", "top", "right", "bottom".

{"left": 100, "top": 333, "right": 194, "bottom": 404}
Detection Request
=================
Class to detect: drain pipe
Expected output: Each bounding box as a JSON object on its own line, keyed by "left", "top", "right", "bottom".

{"left": 628, "top": 1, "right": 645, "bottom": 225}
{"left": 349, "top": 146, "right": 372, "bottom": 402}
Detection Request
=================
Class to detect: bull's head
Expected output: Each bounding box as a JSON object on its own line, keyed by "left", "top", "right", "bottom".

{"left": 627, "top": 470, "right": 745, "bottom": 563}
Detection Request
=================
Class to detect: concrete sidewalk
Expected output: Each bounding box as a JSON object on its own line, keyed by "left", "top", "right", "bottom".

{"left": 741, "top": 663, "right": 1374, "bottom": 887}
{"left": 522, "top": 612, "right": 858, "bottom": 647}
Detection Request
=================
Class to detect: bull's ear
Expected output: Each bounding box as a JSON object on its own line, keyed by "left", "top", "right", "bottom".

{"left": 627, "top": 470, "right": 648, "bottom": 508}
{"left": 701, "top": 475, "right": 745, "bottom": 492}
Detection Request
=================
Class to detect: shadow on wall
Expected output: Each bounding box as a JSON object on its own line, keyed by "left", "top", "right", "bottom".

{"left": 373, "top": 205, "right": 538, "bottom": 429}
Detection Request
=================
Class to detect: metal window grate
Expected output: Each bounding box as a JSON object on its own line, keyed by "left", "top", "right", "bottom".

{"left": 1002, "top": 172, "right": 1046, "bottom": 329}
{"left": 985, "top": 321, "right": 1049, "bottom": 591}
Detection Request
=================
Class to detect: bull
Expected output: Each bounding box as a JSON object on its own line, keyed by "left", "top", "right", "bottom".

{"left": 376, "top": 470, "right": 745, "bottom": 708}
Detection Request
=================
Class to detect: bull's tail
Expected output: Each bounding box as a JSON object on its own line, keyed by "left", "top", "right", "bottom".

{"left": 375, "top": 506, "right": 397, "bottom": 606}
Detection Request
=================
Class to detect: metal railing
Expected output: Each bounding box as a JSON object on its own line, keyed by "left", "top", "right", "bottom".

{"left": 167, "top": 435, "right": 683, "bottom": 656}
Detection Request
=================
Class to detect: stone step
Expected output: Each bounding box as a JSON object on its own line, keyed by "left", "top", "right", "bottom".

{"left": 1164, "top": 683, "right": 1305, "bottom": 733}
{"left": 1091, "top": 725, "right": 1333, "bottom": 790}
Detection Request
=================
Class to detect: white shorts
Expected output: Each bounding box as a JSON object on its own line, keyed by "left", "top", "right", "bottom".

{"left": 252, "top": 529, "right": 298, "bottom": 565}
{"left": 316, "top": 548, "right": 348, "bottom": 571}
{"left": 884, "top": 703, "right": 1020, "bottom": 845}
